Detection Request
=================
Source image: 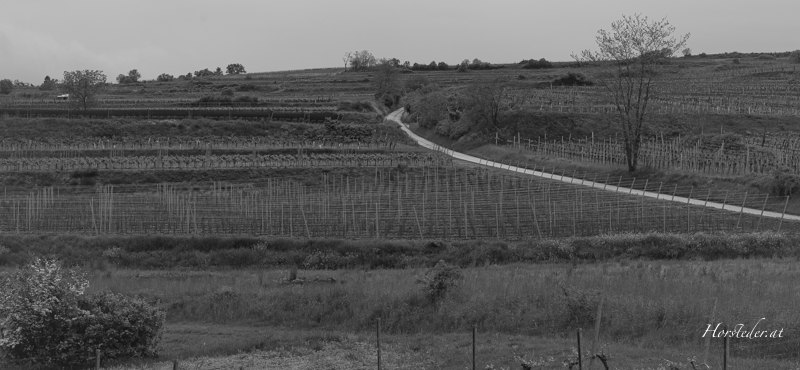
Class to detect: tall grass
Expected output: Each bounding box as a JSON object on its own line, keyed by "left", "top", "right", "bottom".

{"left": 85, "top": 257, "right": 800, "bottom": 355}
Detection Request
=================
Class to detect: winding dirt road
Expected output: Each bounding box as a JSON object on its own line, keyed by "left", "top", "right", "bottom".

{"left": 385, "top": 108, "right": 800, "bottom": 223}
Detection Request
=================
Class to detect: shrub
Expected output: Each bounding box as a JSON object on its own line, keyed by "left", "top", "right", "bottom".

{"left": 416, "top": 260, "right": 463, "bottom": 304}
{"left": 758, "top": 54, "right": 776, "bottom": 60}
{"left": 733, "top": 58, "right": 740, "bottom": 64}
{"left": 790, "top": 50, "right": 800, "bottom": 64}
{"left": 156, "top": 73, "right": 174, "bottom": 82}
{"left": 0, "top": 258, "right": 164, "bottom": 366}
{"left": 699, "top": 53, "right": 707, "bottom": 58}
{"left": 522, "top": 58, "right": 554, "bottom": 69}
{"left": 220, "top": 88, "right": 234, "bottom": 96}
{"left": 561, "top": 286, "right": 601, "bottom": 326}
{"left": 552, "top": 72, "right": 594, "bottom": 86}
{"left": 0, "top": 79, "right": 13, "bottom": 94}
{"left": 768, "top": 170, "right": 800, "bottom": 196}
{"left": 301, "top": 251, "right": 359, "bottom": 269}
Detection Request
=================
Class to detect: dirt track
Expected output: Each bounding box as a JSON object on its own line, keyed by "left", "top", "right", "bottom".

{"left": 386, "top": 108, "right": 800, "bottom": 223}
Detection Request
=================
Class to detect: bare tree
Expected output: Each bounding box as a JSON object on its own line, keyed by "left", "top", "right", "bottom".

{"left": 459, "top": 79, "right": 510, "bottom": 129}
{"left": 342, "top": 52, "right": 352, "bottom": 72}
{"left": 573, "top": 14, "right": 689, "bottom": 172}
{"left": 61, "top": 70, "right": 107, "bottom": 109}
{"left": 374, "top": 58, "right": 402, "bottom": 107}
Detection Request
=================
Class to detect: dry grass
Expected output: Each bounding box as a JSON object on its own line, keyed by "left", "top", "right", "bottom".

{"left": 85, "top": 258, "right": 800, "bottom": 351}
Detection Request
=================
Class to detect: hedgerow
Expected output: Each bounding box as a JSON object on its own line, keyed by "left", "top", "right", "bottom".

{"left": 0, "top": 232, "right": 795, "bottom": 270}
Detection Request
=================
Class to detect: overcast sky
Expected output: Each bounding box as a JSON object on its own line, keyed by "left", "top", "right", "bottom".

{"left": 1, "top": 0, "right": 797, "bottom": 84}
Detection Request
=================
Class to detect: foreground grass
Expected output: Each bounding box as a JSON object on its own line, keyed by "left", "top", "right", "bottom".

{"left": 82, "top": 258, "right": 800, "bottom": 357}
{"left": 96, "top": 327, "right": 797, "bottom": 370}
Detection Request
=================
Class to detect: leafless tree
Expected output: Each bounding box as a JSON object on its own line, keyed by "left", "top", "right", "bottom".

{"left": 342, "top": 51, "right": 352, "bottom": 72}
{"left": 573, "top": 14, "right": 689, "bottom": 172}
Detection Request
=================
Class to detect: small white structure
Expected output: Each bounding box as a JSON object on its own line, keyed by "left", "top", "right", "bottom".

{"left": 57, "top": 94, "right": 69, "bottom": 100}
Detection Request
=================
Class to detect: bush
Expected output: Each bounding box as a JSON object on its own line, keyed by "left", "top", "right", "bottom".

{"left": 790, "top": 50, "right": 800, "bottom": 64}
{"left": 758, "top": 54, "right": 776, "bottom": 60}
{"left": 768, "top": 170, "right": 800, "bottom": 196}
{"left": 0, "top": 258, "right": 164, "bottom": 366}
{"left": 0, "top": 79, "right": 13, "bottom": 94}
{"left": 220, "top": 88, "right": 234, "bottom": 96}
{"left": 416, "top": 260, "right": 463, "bottom": 304}
{"left": 733, "top": 58, "right": 741, "bottom": 64}
{"left": 552, "top": 72, "right": 594, "bottom": 86}
{"left": 522, "top": 58, "right": 554, "bottom": 69}
{"left": 156, "top": 73, "right": 174, "bottom": 82}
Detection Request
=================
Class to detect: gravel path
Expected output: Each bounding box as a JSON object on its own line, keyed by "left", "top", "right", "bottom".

{"left": 386, "top": 108, "right": 800, "bottom": 222}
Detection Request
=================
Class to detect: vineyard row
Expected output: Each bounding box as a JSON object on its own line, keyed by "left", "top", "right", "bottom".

{"left": 0, "top": 108, "right": 342, "bottom": 122}
{"left": 0, "top": 152, "right": 452, "bottom": 172}
{"left": 3, "top": 169, "right": 795, "bottom": 238}
{"left": 507, "top": 135, "right": 800, "bottom": 175}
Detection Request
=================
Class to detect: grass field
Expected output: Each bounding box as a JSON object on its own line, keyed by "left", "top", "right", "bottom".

{"left": 7, "top": 257, "right": 800, "bottom": 369}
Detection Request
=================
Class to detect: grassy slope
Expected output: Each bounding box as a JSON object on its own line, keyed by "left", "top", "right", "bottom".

{"left": 408, "top": 118, "right": 800, "bottom": 215}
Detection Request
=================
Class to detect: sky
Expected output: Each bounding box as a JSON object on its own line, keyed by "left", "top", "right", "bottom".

{"left": 1, "top": 0, "right": 798, "bottom": 84}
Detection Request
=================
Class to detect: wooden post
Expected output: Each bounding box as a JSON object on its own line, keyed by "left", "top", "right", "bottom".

{"left": 173, "top": 360, "right": 179, "bottom": 370}
{"left": 472, "top": 325, "right": 477, "bottom": 370}
{"left": 687, "top": 187, "right": 693, "bottom": 232}
{"left": 96, "top": 348, "right": 101, "bottom": 370}
{"left": 577, "top": 328, "right": 583, "bottom": 370}
{"left": 757, "top": 194, "right": 768, "bottom": 230}
{"left": 778, "top": 195, "right": 789, "bottom": 231}
{"left": 588, "top": 297, "right": 604, "bottom": 370}
{"left": 377, "top": 318, "right": 382, "bottom": 370}
{"left": 703, "top": 298, "right": 717, "bottom": 365}
{"left": 736, "top": 192, "right": 748, "bottom": 229}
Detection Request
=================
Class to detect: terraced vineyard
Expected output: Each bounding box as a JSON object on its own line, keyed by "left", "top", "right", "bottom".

{"left": 2, "top": 167, "right": 794, "bottom": 237}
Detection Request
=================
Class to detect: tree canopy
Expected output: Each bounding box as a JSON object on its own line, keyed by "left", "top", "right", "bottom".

{"left": 61, "top": 70, "right": 107, "bottom": 109}
{"left": 226, "top": 63, "right": 246, "bottom": 74}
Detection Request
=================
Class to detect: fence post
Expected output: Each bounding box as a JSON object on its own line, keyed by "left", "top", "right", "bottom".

{"left": 472, "top": 325, "right": 477, "bottom": 370}
{"left": 778, "top": 196, "right": 789, "bottom": 231}
{"left": 588, "top": 297, "right": 604, "bottom": 370}
{"left": 96, "top": 348, "right": 101, "bottom": 370}
{"left": 173, "top": 360, "right": 179, "bottom": 370}
{"left": 377, "top": 318, "right": 382, "bottom": 370}
{"left": 757, "top": 194, "right": 768, "bottom": 230}
{"left": 703, "top": 298, "right": 717, "bottom": 365}
{"left": 577, "top": 328, "right": 583, "bottom": 370}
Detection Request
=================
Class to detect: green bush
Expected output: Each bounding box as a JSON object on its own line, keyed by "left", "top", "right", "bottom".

{"left": 758, "top": 54, "right": 776, "bottom": 60}
{"left": 790, "top": 50, "right": 800, "bottom": 64}
{"left": 522, "top": 58, "right": 553, "bottom": 69}
{"left": 0, "top": 258, "right": 165, "bottom": 367}
{"left": 0, "top": 79, "right": 12, "bottom": 95}
{"left": 768, "top": 170, "right": 800, "bottom": 196}
{"left": 417, "top": 260, "right": 463, "bottom": 304}
{"left": 552, "top": 72, "right": 594, "bottom": 87}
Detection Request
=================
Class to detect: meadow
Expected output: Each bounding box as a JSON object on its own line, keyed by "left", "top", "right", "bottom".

{"left": 7, "top": 256, "right": 795, "bottom": 369}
